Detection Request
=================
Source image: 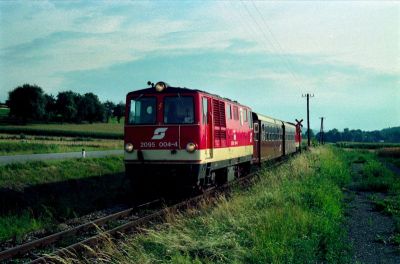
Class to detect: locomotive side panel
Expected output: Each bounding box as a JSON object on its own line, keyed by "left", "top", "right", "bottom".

{"left": 198, "top": 93, "right": 253, "bottom": 176}
{"left": 124, "top": 85, "right": 255, "bottom": 194}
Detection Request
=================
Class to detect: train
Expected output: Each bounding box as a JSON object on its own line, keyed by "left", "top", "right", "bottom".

{"left": 124, "top": 81, "right": 302, "bottom": 196}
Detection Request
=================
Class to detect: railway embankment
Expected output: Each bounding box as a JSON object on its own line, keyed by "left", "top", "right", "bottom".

{"left": 62, "top": 147, "right": 353, "bottom": 263}
{"left": 0, "top": 156, "right": 126, "bottom": 243}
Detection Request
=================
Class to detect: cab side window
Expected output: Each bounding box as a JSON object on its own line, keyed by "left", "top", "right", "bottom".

{"left": 202, "top": 97, "right": 208, "bottom": 124}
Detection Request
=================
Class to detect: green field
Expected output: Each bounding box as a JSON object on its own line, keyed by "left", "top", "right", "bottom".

{"left": 0, "top": 106, "right": 124, "bottom": 138}
{"left": 67, "top": 147, "right": 353, "bottom": 263}
{"left": 0, "top": 108, "right": 9, "bottom": 121}
{"left": 0, "top": 134, "right": 122, "bottom": 155}
{"left": 336, "top": 141, "right": 400, "bottom": 149}
{"left": 0, "top": 122, "right": 124, "bottom": 139}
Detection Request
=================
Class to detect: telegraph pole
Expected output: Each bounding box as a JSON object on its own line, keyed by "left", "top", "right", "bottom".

{"left": 319, "top": 117, "right": 325, "bottom": 145}
{"left": 302, "top": 93, "right": 314, "bottom": 147}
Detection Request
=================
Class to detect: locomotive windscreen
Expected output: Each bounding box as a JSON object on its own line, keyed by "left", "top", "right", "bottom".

{"left": 164, "top": 96, "right": 194, "bottom": 124}
{"left": 128, "top": 97, "right": 156, "bottom": 124}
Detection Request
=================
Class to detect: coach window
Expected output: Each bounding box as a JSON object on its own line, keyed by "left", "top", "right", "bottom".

{"left": 128, "top": 97, "right": 156, "bottom": 125}
{"left": 270, "top": 127, "right": 273, "bottom": 141}
{"left": 244, "top": 109, "right": 248, "bottom": 122}
{"left": 164, "top": 96, "right": 194, "bottom": 124}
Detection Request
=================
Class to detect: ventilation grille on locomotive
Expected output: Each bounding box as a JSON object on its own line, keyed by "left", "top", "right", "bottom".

{"left": 213, "top": 100, "right": 226, "bottom": 127}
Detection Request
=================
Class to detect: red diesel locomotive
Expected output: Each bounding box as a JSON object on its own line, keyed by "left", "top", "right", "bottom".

{"left": 124, "top": 81, "right": 301, "bottom": 194}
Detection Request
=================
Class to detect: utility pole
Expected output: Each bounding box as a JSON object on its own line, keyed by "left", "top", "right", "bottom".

{"left": 302, "top": 93, "right": 314, "bottom": 147}
{"left": 319, "top": 117, "right": 325, "bottom": 145}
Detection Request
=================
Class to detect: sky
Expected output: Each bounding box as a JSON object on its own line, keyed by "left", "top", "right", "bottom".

{"left": 0, "top": 0, "right": 399, "bottom": 131}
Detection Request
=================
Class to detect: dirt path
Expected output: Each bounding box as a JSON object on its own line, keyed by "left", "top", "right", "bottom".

{"left": 346, "top": 163, "right": 400, "bottom": 264}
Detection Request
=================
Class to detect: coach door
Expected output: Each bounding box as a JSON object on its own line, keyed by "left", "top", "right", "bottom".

{"left": 202, "top": 97, "right": 213, "bottom": 159}
{"left": 253, "top": 122, "right": 260, "bottom": 164}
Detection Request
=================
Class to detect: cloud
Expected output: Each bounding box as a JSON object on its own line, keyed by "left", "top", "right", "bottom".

{"left": 0, "top": 1, "right": 398, "bottom": 130}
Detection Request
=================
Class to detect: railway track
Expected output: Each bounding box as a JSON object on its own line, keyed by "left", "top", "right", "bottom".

{"left": 0, "top": 158, "right": 287, "bottom": 263}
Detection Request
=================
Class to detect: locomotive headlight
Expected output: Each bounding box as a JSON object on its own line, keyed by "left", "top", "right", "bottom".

{"left": 125, "top": 143, "right": 134, "bottom": 153}
{"left": 186, "top": 142, "right": 197, "bottom": 153}
{"left": 155, "top": 81, "right": 167, "bottom": 92}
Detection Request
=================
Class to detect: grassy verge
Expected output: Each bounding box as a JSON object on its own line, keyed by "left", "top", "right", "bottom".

{"left": 0, "top": 156, "right": 124, "bottom": 190}
{"left": 66, "top": 146, "right": 352, "bottom": 263}
{"left": 344, "top": 149, "right": 400, "bottom": 247}
{"left": 0, "top": 136, "right": 122, "bottom": 155}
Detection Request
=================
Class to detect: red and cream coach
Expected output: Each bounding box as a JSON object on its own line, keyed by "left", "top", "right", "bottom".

{"left": 124, "top": 81, "right": 301, "bottom": 195}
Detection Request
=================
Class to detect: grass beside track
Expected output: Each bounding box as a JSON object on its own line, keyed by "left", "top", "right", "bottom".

{"left": 345, "top": 149, "right": 400, "bottom": 247}
{"left": 67, "top": 146, "right": 352, "bottom": 263}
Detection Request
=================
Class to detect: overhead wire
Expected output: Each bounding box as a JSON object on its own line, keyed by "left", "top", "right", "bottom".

{"left": 249, "top": 0, "right": 307, "bottom": 92}
{"left": 238, "top": 0, "right": 305, "bottom": 91}
{"left": 220, "top": 1, "right": 294, "bottom": 85}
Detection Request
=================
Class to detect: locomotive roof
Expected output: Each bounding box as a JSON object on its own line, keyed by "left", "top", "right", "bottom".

{"left": 127, "top": 86, "right": 249, "bottom": 107}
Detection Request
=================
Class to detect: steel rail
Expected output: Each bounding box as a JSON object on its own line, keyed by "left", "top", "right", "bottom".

{"left": 0, "top": 199, "right": 160, "bottom": 261}
{"left": 28, "top": 171, "right": 260, "bottom": 264}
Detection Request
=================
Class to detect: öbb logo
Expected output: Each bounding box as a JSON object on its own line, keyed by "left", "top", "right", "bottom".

{"left": 151, "top": 128, "right": 168, "bottom": 140}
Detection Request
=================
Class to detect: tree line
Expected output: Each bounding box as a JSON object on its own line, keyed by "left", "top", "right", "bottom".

{"left": 5, "top": 84, "right": 125, "bottom": 123}
{"left": 314, "top": 127, "right": 400, "bottom": 143}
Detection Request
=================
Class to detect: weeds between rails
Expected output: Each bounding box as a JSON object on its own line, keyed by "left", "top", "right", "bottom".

{"left": 54, "top": 147, "right": 354, "bottom": 263}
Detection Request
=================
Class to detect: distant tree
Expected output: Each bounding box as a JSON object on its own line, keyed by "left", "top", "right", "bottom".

{"left": 56, "top": 91, "right": 79, "bottom": 122}
{"left": 103, "top": 101, "right": 116, "bottom": 123}
{"left": 342, "top": 128, "right": 351, "bottom": 141}
{"left": 113, "top": 103, "right": 125, "bottom": 123}
{"left": 302, "top": 129, "right": 315, "bottom": 140}
{"left": 44, "top": 94, "right": 57, "bottom": 121}
{"left": 7, "top": 84, "right": 46, "bottom": 122}
{"left": 318, "top": 127, "right": 400, "bottom": 143}
{"left": 77, "top": 93, "right": 104, "bottom": 123}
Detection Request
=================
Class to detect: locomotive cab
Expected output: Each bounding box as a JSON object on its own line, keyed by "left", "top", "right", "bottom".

{"left": 124, "top": 84, "right": 201, "bottom": 196}
{"left": 124, "top": 82, "right": 254, "bottom": 197}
